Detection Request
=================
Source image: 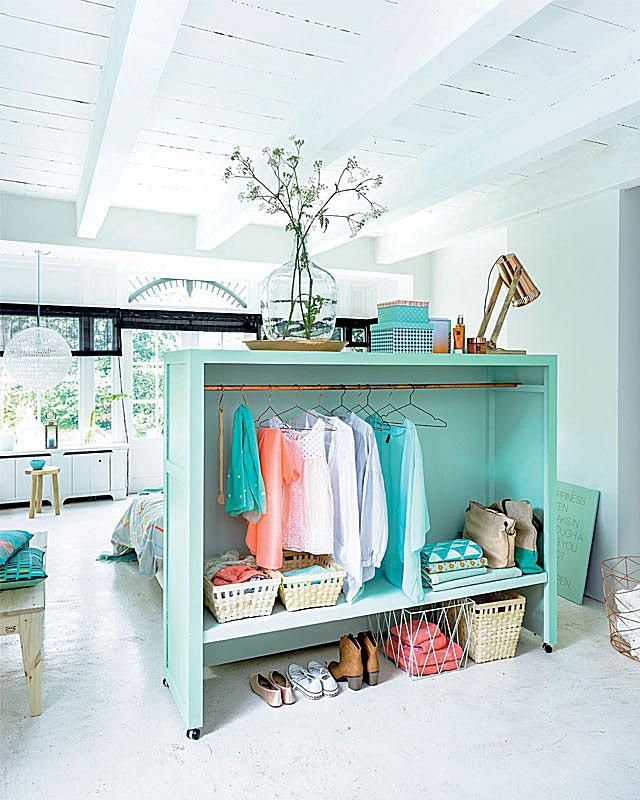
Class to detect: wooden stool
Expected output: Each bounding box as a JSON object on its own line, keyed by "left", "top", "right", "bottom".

{"left": 25, "top": 467, "right": 61, "bottom": 519}
{"left": 0, "top": 531, "right": 47, "bottom": 716}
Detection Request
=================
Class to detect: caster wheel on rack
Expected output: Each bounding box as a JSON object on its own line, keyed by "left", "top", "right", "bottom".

{"left": 162, "top": 678, "right": 169, "bottom": 688}
{"left": 542, "top": 642, "right": 553, "bottom": 653}
{"left": 186, "top": 728, "right": 201, "bottom": 741}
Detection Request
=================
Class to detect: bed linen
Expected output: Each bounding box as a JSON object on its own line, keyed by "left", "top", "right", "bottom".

{"left": 112, "top": 492, "right": 164, "bottom": 576}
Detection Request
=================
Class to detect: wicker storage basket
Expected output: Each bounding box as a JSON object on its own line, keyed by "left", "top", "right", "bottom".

{"left": 456, "top": 590, "right": 526, "bottom": 663}
{"left": 278, "top": 551, "right": 346, "bottom": 612}
{"left": 203, "top": 570, "right": 281, "bottom": 624}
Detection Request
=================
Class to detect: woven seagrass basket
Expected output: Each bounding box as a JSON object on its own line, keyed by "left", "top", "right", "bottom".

{"left": 203, "top": 570, "right": 281, "bottom": 624}
{"left": 453, "top": 590, "right": 526, "bottom": 663}
{"left": 278, "top": 551, "right": 346, "bottom": 612}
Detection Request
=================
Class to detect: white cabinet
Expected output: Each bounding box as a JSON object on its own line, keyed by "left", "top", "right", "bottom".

{"left": 0, "top": 458, "right": 15, "bottom": 502}
{"left": 0, "top": 445, "right": 128, "bottom": 507}
{"left": 68, "top": 451, "right": 111, "bottom": 497}
{"left": 0, "top": 455, "right": 51, "bottom": 503}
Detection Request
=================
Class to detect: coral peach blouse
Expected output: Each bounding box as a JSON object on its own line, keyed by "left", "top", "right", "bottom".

{"left": 246, "top": 427, "right": 301, "bottom": 569}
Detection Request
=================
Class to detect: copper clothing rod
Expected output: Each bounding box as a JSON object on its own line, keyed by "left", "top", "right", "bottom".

{"left": 204, "top": 382, "right": 520, "bottom": 392}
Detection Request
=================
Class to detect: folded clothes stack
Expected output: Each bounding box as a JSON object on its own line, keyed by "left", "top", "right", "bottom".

{"left": 421, "top": 538, "right": 523, "bottom": 591}
{"left": 421, "top": 538, "right": 487, "bottom": 591}
{"left": 383, "top": 620, "right": 464, "bottom": 677}
{"left": 204, "top": 550, "right": 270, "bottom": 586}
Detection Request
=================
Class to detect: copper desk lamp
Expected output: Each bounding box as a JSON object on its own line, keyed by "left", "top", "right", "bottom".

{"left": 477, "top": 253, "right": 540, "bottom": 354}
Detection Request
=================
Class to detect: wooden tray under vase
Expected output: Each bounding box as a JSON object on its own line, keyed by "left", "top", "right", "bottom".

{"left": 244, "top": 338, "right": 346, "bottom": 352}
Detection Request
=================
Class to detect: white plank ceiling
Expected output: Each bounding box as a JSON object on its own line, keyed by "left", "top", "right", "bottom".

{"left": 0, "top": 0, "right": 113, "bottom": 200}
{"left": 1, "top": 0, "right": 640, "bottom": 259}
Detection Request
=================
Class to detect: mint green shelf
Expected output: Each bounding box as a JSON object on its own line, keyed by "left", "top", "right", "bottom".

{"left": 202, "top": 572, "right": 548, "bottom": 646}
{"left": 164, "top": 350, "right": 557, "bottom": 734}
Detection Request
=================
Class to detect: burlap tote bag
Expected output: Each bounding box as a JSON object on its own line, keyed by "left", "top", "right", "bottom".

{"left": 463, "top": 500, "right": 516, "bottom": 568}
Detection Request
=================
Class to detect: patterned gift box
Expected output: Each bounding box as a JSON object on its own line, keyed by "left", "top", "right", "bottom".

{"left": 377, "top": 300, "right": 430, "bottom": 328}
{"left": 371, "top": 326, "right": 433, "bottom": 353}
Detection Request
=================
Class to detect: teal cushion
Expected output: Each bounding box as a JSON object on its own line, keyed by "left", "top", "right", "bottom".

{"left": 0, "top": 530, "right": 33, "bottom": 566}
{"left": 0, "top": 547, "right": 47, "bottom": 590}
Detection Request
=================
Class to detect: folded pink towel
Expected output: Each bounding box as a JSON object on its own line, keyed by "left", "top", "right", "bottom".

{"left": 389, "top": 620, "right": 445, "bottom": 648}
{"left": 384, "top": 637, "right": 464, "bottom": 675}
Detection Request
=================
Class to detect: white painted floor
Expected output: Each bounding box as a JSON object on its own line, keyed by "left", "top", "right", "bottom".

{"left": 0, "top": 498, "right": 638, "bottom": 799}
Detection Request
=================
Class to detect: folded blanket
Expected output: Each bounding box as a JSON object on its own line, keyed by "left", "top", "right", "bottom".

{"left": 427, "top": 565, "right": 523, "bottom": 591}
{"left": 212, "top": 564, "right": 268, "bottom": 586}
{"left": 204, "top": 550, "right": 258, "bottom": 582}
{"left": 388, "top": 620, "right": 447, "bottom": 649}
{"left": 423, "top": 557, "right": 488, "bottom": 575}
{"left": 421, "top": 538, "right": 483, "bottom": 564}
{"left": 284, "top": 565, "right": 329, "bottom": 579}
{"left": 423, "top": 566, "right": 487, "bottom": 586}
{"left": 384, "top": 638, "right": 464, "bottom": 676}
{"left": 615, "top": 583, "right": 640, "bottom": 651}
{"left": 387, "top": 636, "right": 461, "bottom": 667}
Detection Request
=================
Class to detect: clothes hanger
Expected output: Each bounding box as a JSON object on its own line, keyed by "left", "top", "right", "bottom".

{"left": 256, "top": 387, "right": 292, "bottom": 429}
{"left": 351, "top": 386, "right": 377, "bottom": 418}
{"left": 312, "top": 387, "right": 333, "bottom": 416}
{"left": 331, "top": 386, "right": 352, "bottom": 416}
{"left": 368, "top": 388, "right": 407, "bottom": 430}
{"left": 266, "top": 388, "right": 336, "bottom": 431}
{"left": 373, "top": 388, "right": 404, "bottom": 421}
{"left": 381, "top": 387, "right": 448, "bottom": 429}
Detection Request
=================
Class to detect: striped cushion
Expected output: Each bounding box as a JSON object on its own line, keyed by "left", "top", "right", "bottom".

{"left": 0, "top": 547, "right": 47, "bottom": 590}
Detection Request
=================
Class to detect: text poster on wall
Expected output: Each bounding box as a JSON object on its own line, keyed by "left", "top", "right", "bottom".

{"left": 557, "top": 481, "right": 600, "bottom": 605}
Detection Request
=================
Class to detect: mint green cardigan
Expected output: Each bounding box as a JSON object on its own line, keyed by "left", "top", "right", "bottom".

{"left": 225, "top": 404, "right": 266, "bottom": 522}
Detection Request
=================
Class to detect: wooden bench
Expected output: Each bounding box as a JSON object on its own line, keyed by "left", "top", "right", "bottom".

{"left": 0, "top": 531, "right": 47, "bottom": 716}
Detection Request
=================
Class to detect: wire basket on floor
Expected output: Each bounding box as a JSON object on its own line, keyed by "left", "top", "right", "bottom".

{"left": 453, "top": 591, "right": 526, "bottom": 663}
{"left": 375, "top": 598, "right": 472, "bottom": 679}
{"left": 278, "top": 551, "right": 346, "bottom": 612}
{"left": 602, "top": 555, "right": 640, "bottom": 663}
{"left": 203, "top": 569, "right": 281, "bottom": 624}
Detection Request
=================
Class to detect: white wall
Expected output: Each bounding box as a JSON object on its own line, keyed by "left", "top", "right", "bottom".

{"left": 427, "top": 228, "right": 508, "bottom": 336}
{"left": 507, "top": 193, "right": 620, "bottom": 599}
{"left": 427, "top": 192, "right": 621, "bottom": 598}
{"left": 617, "top": 188, "right": 640, "bottom": 558}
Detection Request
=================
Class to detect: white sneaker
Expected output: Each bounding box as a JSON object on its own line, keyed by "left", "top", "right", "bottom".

{"left": 287, "top": 663, "right": 323, "bottom": 700}
{"left": 307, "top": 660, "right": 339, "bottom": 697}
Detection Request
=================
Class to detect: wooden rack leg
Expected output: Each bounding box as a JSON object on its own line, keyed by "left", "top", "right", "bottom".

{"left": 28, "top": 475, "right": 37, "bottom": 519}
{"left": 51, "top": 473, "right": 61, "bottom": 516}
{"left": 19, "top": 612, "right": 43, "bottom": 716}
{"left": 36, "top": 475, "right": 43, "bottom": 514}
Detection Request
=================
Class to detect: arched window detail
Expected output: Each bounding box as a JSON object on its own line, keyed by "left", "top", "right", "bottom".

{"left": 128, "top": 277, "right": 248, "bottom": 309}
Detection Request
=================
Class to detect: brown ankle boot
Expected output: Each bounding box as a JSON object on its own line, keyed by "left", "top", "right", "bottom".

{"left": 328, "top": 635, "right": 364, "bottom": 690}
{"left": 358, "top": 631, "right": 379, "bottom": 686}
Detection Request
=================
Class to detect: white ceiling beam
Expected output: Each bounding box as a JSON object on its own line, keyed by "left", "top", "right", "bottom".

{"left": 76, "top": 0, "right": 190, "bottom": 239}
{"left": 2, "top": 194, "right": 290, "bottom": 265}
{"left": 379, "top": 29, "right": 640, "bottom": 224}
{"left": 196, "top": 0, "right": 553, "bottom": 251}
{"left": 376, "top": 138, "right": 640, "bottom": 262}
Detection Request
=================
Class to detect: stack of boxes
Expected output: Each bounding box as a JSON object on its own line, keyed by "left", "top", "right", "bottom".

{"left": 371, "top": 301, "right": 451, "bottom": 354}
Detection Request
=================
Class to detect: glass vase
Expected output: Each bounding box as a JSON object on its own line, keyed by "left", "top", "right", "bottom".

{"left": 261, "top": 236, "right": 338, "bottom": 340}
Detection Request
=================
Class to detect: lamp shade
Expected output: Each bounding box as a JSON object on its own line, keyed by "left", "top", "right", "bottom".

{"left": 496, "top": 253, "right": 540, "bottom": 307}
{"left": 3, "top": 326, "right": 72, "bottom": 390}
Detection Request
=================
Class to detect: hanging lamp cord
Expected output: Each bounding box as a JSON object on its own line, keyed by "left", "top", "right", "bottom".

{"left": 35, "top": 249, "right": 50, "bottom": 327}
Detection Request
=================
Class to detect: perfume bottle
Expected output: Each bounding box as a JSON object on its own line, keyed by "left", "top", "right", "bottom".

{"left": 453, "top": 315, "right": 465, "bottom": 354}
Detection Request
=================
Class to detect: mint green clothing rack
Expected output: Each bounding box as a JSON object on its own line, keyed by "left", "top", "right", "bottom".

{"left": 164, "top": 351, "right": 557, "bottom": 739}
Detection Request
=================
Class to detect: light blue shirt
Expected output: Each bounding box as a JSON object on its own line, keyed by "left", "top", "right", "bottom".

{"left": 369, "top": 416, "right": 429, "bottom": 603}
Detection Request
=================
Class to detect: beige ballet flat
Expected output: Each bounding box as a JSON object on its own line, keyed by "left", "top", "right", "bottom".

{"left": 250, "top": 673, "right": 282, "bottom": 707}
{"left": 268, "top": 670, "right": 297, "bottom": 704}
